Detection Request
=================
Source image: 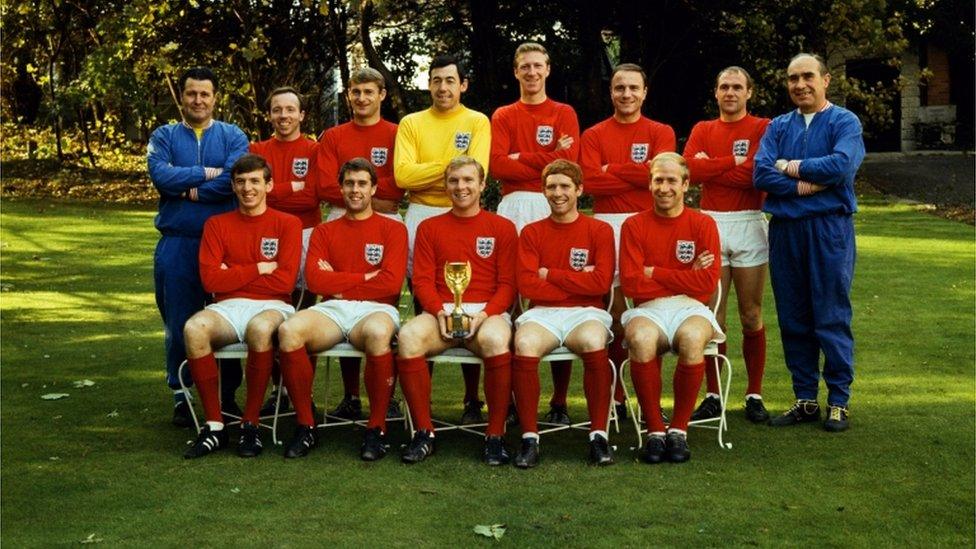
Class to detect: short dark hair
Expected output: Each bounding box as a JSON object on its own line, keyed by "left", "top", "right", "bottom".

{"left": 429, "top": 54, "right": 467, "bottom": 82}
{"left": 179, "top": 67, "right": 219, "bottom": 93}
{"left": 339, "top": 157, "right": 377, "bottom": 186}
{"left": 716, "top": 66, "right": 754, "bottom": 90}
{"left": 231, "top": 153, "right": 271, "bottom": 181}
{"left": 265, "top": 86, "right": 305, "bottom": 111}
{"left": 611, "top": 63, "right": 647, "bottom": 87}
{"left": 542, "top": 159, "right": 582, "bottom": 188}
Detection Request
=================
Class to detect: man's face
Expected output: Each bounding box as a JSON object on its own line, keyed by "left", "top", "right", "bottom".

{"left": 347, "top": 81, "right": 386, "bottom": 120}
{"left": 543, "top": 173, "right": 580, "bottom": 217}
{"left": 715, "top": 71, "right": 752, "bottom": 117}
{"left": 269, "top": 92, "right": 304, "bottom": 139}
{"left": 429, "top": 64, "right": 467, "bottom": 112}
{"left": 445, "top": 163, "right": 484, "bottom": 210}
{"left": 649, "top": 160, "right": 688, "bottom": 214}
{"left": 515, "top": 51, "right": 550, "bottom": 96}
{"left": 181, "top": 78, "right": 216, "bottom": 125}
{"left": 232, "top": 168, "right": 271, "bottom": 211}
{"left": 610, "top": 70, "right": 647, "bottom": 118}
{"left": 787, "top": 56, "right": 830, "bottom": 113}
{"left": 340, "top": 169, "right": 376, "bottom": 213}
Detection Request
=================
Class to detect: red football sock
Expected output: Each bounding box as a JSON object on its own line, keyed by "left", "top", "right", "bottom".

{"left": 339, "top": 356, "right": 361, "bottom": 398}
{"left": 398, "top": 355, "right": 433, "bottom": 432}
{"left": 189, "top": 353, "right": 222, "bottom": 423}
{"left": 743, "top": 327, "right": 766, "bottom": 396}
{"left": 704, "top": 341, "right": 727, "bottom": 395}
{"left": 364, "top": 352, "right": 394, "bottom": 432}
{"left": 581, "top": 349, "right": 611, "bottom": 433}
{"left": 242, "top": 349, "right": 274, "bottom": 424}
{"left": 610, "top": 338, "right": 628, "bottom": 403}
{"left": 629, "top": 356, "right": 665, "bottom": 433}
{"left": 482, "top": 353, "right": 512, "bottom": 437}
{"left": 512, "top": 355, "right": 541, "bottom": 434}
{"left": 548, "top": 360, "right": 571, "bottom": 408}
{"left": 462, "top": 363, "right": 481, "bottom": 403}
{"left": 280, "top": 348, "right": 315, "bottom": 426}
{"left": 672, "top": 360, "right": 706, "bottom": 431}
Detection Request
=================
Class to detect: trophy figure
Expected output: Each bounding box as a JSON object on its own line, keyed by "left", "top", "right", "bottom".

{"left": 443, "top": 261, "right": 472, "bottom": 339}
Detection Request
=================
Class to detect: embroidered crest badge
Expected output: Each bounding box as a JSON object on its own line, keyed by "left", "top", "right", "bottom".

{"left": 292, "top": 158, "right": 309, "bottom": 178}
{"left": 370, "top": 147, "right": 388, "bottom": 167}
{"left": 732, "top": 139, "right": 750, "bottom": 156}
{"left": 631, "top": 143, "right": 649, "bottom": 163}
{"left": 536, "top": 125, "right": 554, "bottom": 146}
{"left": 454, "top": 131, "right": 472, "bottom": 151}
{"left": 676, "top": 240, "right": 695, "bottom": 264}
{"left": 365, "top": 243, "right": 384, "bottom": 266}
{"left": 260, "top": 237, "right": 279, "bottom": 260}
{"left": 569, "top": 248, "right": 589, "bottom": 271}
{"left": 476, "top": 237, "right": 495, "bottom": 259}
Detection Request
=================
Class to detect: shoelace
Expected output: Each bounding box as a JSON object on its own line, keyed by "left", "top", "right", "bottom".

{"left": 829, "top": 406, "right": 847, "bottom": 421}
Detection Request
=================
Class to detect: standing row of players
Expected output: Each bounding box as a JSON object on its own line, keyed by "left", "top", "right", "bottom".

{"left": 148, "top": 44, "right": 863, "bottom": 465}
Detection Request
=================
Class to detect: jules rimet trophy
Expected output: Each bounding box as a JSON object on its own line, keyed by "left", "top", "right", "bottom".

{"left": 443, "top": 261, "right": 472, "bottom": 339}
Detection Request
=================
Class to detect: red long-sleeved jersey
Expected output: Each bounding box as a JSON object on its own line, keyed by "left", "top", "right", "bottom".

{"left": 518, "top": 214, "right": 615, "bottom": 308}
{"left": 316, "top": 120, "right": 402, "bottom": 208}
{"left": 489, "top": 99, "right": 580, "bottom": 195}
{"left": 413, "top": 210, "right": 518, "bottom": 316}
{"left": 619, "top": 207, "right": 720, "bottom": 305}
{"left": 683, "top": 114, "right": 771, "bottom": 211}
{"left": 249, "top": 137, "right": 320, "bottom": 228}
{"left": 199, "top": 208, "right": 302, "bottom": 302}
{"left": 304, "top": 213, "right": 408, "bottom": 306}
{"left": 580, "top": 116, "right": 676, "bottom": 213}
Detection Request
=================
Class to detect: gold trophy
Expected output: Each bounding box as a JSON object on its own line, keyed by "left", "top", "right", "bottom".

{"left": 443, "top": 261, "right": 472, "bottom": 339}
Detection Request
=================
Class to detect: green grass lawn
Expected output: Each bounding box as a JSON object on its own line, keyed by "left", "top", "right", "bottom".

{"left": 1, "top": 196, "right": 973, "bottom": 546}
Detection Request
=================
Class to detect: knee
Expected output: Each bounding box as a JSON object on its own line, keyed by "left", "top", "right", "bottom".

{"left": 675, "top": 331, "right": 709, "bottom": 363}
{"left": 575, "top": 332, "right": 608, "bottom": 354}
{"left": 739, "top": 308, "right": 763, "bottom": 331}
{"left": 362, "top": 321, "right": 395, "bottom": 352}
{"left": 244, "top": 317, "right": 277, "bottom": 347}
{"left": 396, "top": 321, "right": 426, "bottom": 358}
{"left": 183, "top": 315, "right": 210, "bottom": 347}
{"left": 514, "top": 333, "right": 541, "bottom": 357}
{"left": 476, "top": 326, "right": 510, "bottom": 356}
{"left": 276, "top": 320, "right": 305, "bottom": 352}
{"left": 624, "top": 323, "right": 650, "bottom": 356}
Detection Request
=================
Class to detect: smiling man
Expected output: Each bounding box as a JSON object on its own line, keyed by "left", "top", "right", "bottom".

{"left": 275, "top": 158, "right": 407, "bottom": 460}
{"left": 620, "top": 152, "right": 722, "bottom": 464}
{"left": 147, "top": 67, "right": 249, "bottom": 427}
{"left": 683, "top": 67, "right": 772, "bottom": 424}
{"left": 181, "top": 153, "right": 302, "bottom": 459}
{"left": 395, "top": 156, "right": 517, "bottom": 466}
{"left": 754, "top": 53, "right": 865, "bottom": 433}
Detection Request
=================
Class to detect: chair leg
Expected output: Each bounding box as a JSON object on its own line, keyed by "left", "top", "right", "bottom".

{"left": 619, "top": 360, "right": 644, "bottom": 449}
{"left": 607, "top": 358, "right": 618, "bottom": 435}
{"left": 272, "top": 382, "right": 284, "bottom": 446}
{"left": 178, "top": 360, "right": 201, "bottom": 434}
{"left": 716, "top": 354, "right": 733, "bottom": 449}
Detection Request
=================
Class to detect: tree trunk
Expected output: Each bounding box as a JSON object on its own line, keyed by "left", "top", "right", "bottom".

{"left": 327, "top": 0, "right": 352, "bottom": 121}
{"left": 78, "top": 106, "right": 97, "bottom": 167}
{"left": 467, "top": 0, "right": 502, "bottom": 113}
{"left": 359, "top": 0, "right": 408, "bottom": 121}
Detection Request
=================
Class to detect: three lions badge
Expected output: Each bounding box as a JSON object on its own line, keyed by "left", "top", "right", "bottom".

{"left": 260, "top": 238, "right": 279, "bottom": 260}
{"left": 476, "top": 237, "right": 495, "bottom": 259}
{"left": 365, "top": 243, "right": 384, "bottom": 266}
{"left": 536, "top": 125, "right": 554, "bottom": 146}
{"left": 569, "top": 248, "right": 589, "bottom": 271}
{"left": 370, "top": 147, "right": 388, "bottom": 167}
{"left": 676, "top": 240, "right": 695, "bottom": 263}
{"left": 454, "top": 131, "right": 472, "bottom": 151}
{"left": 732, "top": 139, "right": 750, "bottom": 156}
{"left": 631, "top": 143, "right": 649, "bottom": 163}
{"left": 291, "top": 158, "right": 309, "bottom": 178}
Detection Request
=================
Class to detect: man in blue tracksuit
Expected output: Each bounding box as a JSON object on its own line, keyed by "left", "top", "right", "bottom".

{"left": 754, "top": 53, "right": 865, "bottom": 432}
{"left": 147, "top": 67, "right": 249, "bottom": 426}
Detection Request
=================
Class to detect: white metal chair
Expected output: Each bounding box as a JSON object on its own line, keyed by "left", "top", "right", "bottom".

{"left": 618, "top": 281, "right": 733, "bottom": 450}
{"left": 403, "top": 348, "right": 488, "bottom": 437}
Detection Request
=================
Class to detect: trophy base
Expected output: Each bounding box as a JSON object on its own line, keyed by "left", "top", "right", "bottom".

{"left": 447, "top": 314, "right": 471, "bottom": 340}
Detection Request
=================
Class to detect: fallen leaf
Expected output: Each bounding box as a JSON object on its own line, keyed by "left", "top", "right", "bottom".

{"left": 21, "top": 383, "right": 28, "bottom": 388}
{"left": 230, "top": 487, "right": 240, "bottom": 494}
{"left": 41, "top": 393, "right": 69, "bottom": 400}
{"left": 80, "top": 533, "right": 103, "bottom": 544}
{"left": 73, "top": 379, "right": 95, "bottom": 388}
{"left": 473, "top": 524, "right": 506, "bottom": 540}
{"left": 49, "top": 456, "right": 60, "bottom": 461}
{"left": 106, "top": 410, "right": 119, "bottom": 418}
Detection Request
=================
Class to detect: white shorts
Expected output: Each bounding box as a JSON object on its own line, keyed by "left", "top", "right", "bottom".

{"left": 497, "top": 192, "right": 551, "bottom": 235}
{"left": 206, "top": 298, "right": 295, "bottom": 343}
{"left": 405, "top": 203, "right": 451, "bottom": 278}
{"left": 593, "top": 212, "right": 634, "bottom": 285}
{"left": 621, "top": 295, "right": 726, "bottom": 347}
{"left": 440, "top": 302, "right": 512, "bottom": 325}
{"left": 309, "top": 299, "right": 400, "bottom": 337}
{"left": 295, "top": 227, "right": 313, "bottom": 290}
{"left": 516, "top": 306, "right": 613, "bottom": 345}
{"left": 326, "top": 207, "right": 404, "bottom": 224}
{"left": 702, "top": 210, "right": 768, "bottom": 268}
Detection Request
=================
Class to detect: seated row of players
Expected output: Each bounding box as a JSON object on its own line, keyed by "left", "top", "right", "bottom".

{"left": 182, "top": 150, "right": 723, "bottom": 467}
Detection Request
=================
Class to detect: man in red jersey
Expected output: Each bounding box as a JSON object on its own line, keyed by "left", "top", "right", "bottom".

{"left": 580, "top": 63, "right": 676, "bottom": 418}
{"left": 275, "top": 158, "right": 407, "bottom": 460}
{"left": 315, "top": 68, "right": 403, "bottom": 422}
{"left": 620, "top": 152, "right": 723, "bottom": 465}
{"left": 684, "top": 66, "right": 772, "bottom": 424}
{"left": 181, "top": 154, "right": 302, "bottom": 459}
{"left": 396, "top": 156, "right": 517, "bottom": 466}
{"left": 491, "top": 42, "right": 582, "bottom": 427}
{"left": 512, "top": 159, "right": 615, "bottom": 468}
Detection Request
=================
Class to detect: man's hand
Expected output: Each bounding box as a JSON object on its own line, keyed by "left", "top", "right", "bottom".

{"left": 220, "top": 262, "right": 229, "bottom": 270}
{"left": 694, "top": 151, "right": 710, "bottom": 159}
{"left": 582, "top": 265, "right": 595, "bottom": 272}
{"left": 537, "top": 267, "right": 549, "bottom": 280}
{"left": 692, "top": 251, "right": 715, "bottom": 270}
{"left": 188, "top": 188, "right": 199, "bottom": 202}
{"left": 436, "top": 310, "right": 453, "bottom": 341}
{"left": 317, "top": 259, "right": 334, "bottom": 271}
{"left": 204, "top": 167, "right": 223, "bottom": 181}
{"left": 601, "top": 164, "right": 609, "bottom": 173}
{"left": 364, "top": 270, "right": 380, "bottom": 281}
{"left": 797, "top": 181, "right": 827, "bottom": 196}
{"left": 291, "top": 180, "right": 305, "bottom": 192}
{"left": 554, "top": 134, "right": 574, "bottom": 151}
{"left": 508, "top": 152, "right": 520, "bottom": 160}
{"left": 465, "top": 310, "right": 488, "bottom": 340}
{"left": 734, "top": 155, "right": 747, "bottom": 166}
{"left": 257, "top": 261, "right": 278, "bottom": 275}
{"left": 643, "top": 265, "right": 654, "bottom": 278}
{"left": 372, "top": 197, "right": 399, "bottom": 214}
